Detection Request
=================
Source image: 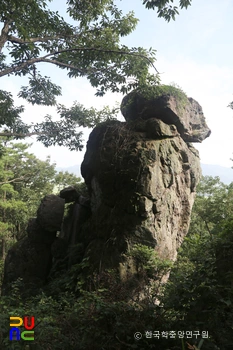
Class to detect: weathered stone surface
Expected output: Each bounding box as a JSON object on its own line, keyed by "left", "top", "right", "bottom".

{"left": 145, "top": 118, "right": 178, "bottom": 139}
{"left": 37, "top": 195, "right": 65, "bottom": 232}
{"left": 81, "top": 118, "right": 202, "bottom": 274}
{"left": 2, "top": 189, "right": 91, "bottom": 296}
{"left": 51, "top": 237, "right": 68, "bottom": 259}
{"left": 121, "top": 88, "right": 211, "bottom": 142}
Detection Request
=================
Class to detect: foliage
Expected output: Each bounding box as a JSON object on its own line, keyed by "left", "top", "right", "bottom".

{"left": 137, "top": 81, "right": 188, "bottom": 105}
{"left": 162, "top": 176, "right": 233, "bottom": 349}
{"left": 0, "top": 0, "right": 194, "bottom": 149}
{"left": 0, "top": 140, "right": 81, "bottom": 263}
{"left": 2, "top": 175, "right": 233, "bottom": 350}
{"left": 188, "top": 176, "right": 232, "bottom": 237}
{"left": 0, "top": 0, "right": 161, "bottom": 150}
{"left": 142, "top": 0, "right": 192, "bottom": 21}
{"left": 53, "top": 171, "right": 82, "bottom": 193}
{"left": 0, "top": 262, "right": 172, "bottom": 350}
{"left": 0, "top": 263, "right": 209, "bottom": 350}
{"left": 128, "top": 243, "right": 172, "bottom": 280}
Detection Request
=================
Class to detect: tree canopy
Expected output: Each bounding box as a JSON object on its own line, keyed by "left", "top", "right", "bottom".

{"left": 0, "top": 140, "right": 82, "bottom": 259}
{"left": 142, "top": 0, "right": 192, "bottom": 21}
{"left": 0, "top": 0, "right": 155, "bottom": 150}
{"left": 0, "top": 0, "right": 193, "bottom": 150}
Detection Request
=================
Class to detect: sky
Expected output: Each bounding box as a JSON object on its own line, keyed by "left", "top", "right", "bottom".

{"left": 2, "top": 0, "right": 233, "bottom": 170}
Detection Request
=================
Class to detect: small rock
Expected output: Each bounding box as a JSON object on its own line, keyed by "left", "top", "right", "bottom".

{"left": 60, "top": 186, "right": 80, "bottom": 203}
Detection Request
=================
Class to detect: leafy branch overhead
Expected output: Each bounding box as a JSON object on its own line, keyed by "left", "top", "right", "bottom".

{"left": 0, "top": 91, "right": 118, "bottom": 150}
{"left": 1, "top": 0, "right": 158, "bottom": 94}
{"left": 0, "top": 0, "right": 191, "bottom": 149}
{"left": 143, "top": 0, "right": 192, "bottom": 21}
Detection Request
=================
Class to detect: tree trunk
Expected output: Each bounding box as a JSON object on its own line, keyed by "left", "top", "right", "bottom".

{"left": 1, "top": 238, "right": 5, "bottom": 260}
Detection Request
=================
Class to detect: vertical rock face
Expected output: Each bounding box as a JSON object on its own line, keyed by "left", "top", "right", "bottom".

{"left": 81, "top": 87, "right": 210, "bottom": 275}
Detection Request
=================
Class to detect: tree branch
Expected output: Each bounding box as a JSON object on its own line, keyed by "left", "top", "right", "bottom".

{"left": 46, "top": 47, "right": 160, "bottom": 74}
{"left": 0, "top": 20, "right": 13, "bottom": 52}
{"left": 0, "top": 131, "right": 44, "bottom": 138}
{"left": 0, "top": 174, "right": 31, "bottom": 185}
{"left": 0, "top": 46, "right": 159, "bottom": 77}
{"left": 7, "top": 34, "right": 77, "bottom": 44}
{"left": 0, "top": 55, "right": 84, "bottom": 77}
{"left": 42, "top": 58, "right": 85, "bottom": 72}
{"left": 0, "top": 126, "right": 72, "bottom": 138}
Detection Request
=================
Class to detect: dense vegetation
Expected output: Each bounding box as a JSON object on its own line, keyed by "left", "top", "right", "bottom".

{"left": 0, "top": 0, "right": 151, "bottom": 150}
{"left": 0, "top": 0, "right": 194, "bottom": 150}
{"left": 0, "top": 139, "right": 81, "bottom": 266}
{"left": 0, "top": 175, "right": 233, "bottom": 350}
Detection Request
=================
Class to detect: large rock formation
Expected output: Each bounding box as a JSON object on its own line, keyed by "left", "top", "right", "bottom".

{"left": 1, "top": 85, "right": 211, "bottom": 295}
{"left": 80, "top": 86, "right": 210, "bottom": 277}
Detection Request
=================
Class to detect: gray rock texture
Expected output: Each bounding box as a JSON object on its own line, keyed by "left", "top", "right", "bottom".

{"left": 79, "top": 86, "right": 210, "bottom": 279}
{"left": 81, "top": 117, "right": 202, "bottom": 276}
{"left": 121, "top": 87, "right": 211, "bottom": 142}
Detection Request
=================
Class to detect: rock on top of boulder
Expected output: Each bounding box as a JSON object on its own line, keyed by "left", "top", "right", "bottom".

{"left": 120, "top": 85, "right": 211, "bottom": 143}
{"left": 60, "top": 186, "right": 80, "bottom": 203}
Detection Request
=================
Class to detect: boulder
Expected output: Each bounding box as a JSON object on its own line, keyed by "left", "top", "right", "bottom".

{"left": 37, "top": 195, "right": 65, "bottom": 232}
{"left": 121, "top": 87, "right": 211, "bottom": 142}
{"left": 145, "top": 118, "right": 178, "bottom": 139}
{"left": 60, "top": 196, "right": 91, "bottom": 245}
{"left": 60, "top": 186, "right": 80, "bottom": 203}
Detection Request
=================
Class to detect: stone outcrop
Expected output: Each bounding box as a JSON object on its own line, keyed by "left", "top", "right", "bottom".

{"left": 60, "top": 186, "right": 80, "bottom": 203}
{"left": 1, "top": 85, "right": 211, "bottom": 296}
{"left": 80, "top": 86, "right": 210, "bottom": 277}
{"left": 80, "top": 120, "right": 201, "bottom": 274}
{"left": 60, "top": 190, "right": 91, "bottom": 247}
